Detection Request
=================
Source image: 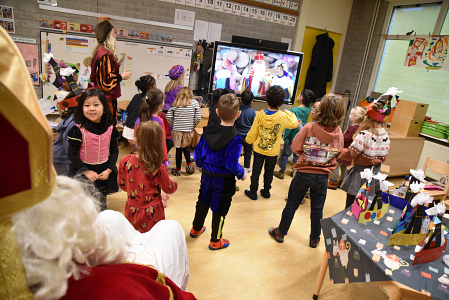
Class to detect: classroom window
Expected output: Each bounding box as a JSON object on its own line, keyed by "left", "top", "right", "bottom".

{"left": 441, "top": 8, "right": 449, "bottom": 34}
{"left": 374, "top": 2, "right": 449, "bottom": 124}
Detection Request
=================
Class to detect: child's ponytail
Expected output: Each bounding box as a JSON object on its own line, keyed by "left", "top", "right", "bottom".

{"left": 139, "top": 89, "right": 165, "bottom": 122}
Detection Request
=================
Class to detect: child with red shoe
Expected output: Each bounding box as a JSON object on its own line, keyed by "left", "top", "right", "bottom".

{"left": 190, "top": 94, "right": 247, "bottom": 250}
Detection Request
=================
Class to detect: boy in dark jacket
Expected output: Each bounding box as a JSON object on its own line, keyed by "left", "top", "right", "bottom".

{"left": 190, "top": 94, "right": 247, "bottom": 250}
{"left": 234, "top": 90, "right": 256, "bottom": 173}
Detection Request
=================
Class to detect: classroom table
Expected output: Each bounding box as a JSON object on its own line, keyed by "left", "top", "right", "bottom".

{"left": 313, "top": 193, "right": 449, "bottom": 300}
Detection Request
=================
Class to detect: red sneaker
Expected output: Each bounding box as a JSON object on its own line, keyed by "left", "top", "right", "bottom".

{"left": 190, "top": 226, "right": 206, "bottom": 238}
{"left": 209, "top": 238, "right": 230, "bottom": 250}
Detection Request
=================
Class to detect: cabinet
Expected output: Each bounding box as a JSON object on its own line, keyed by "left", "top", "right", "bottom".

{"left": 384, "top": 132, "right": 424, "bottom": 177}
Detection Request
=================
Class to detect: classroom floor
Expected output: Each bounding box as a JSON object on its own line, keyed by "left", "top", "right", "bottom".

{"left": 107, "top": 143, "right": 397, "bottom": 300}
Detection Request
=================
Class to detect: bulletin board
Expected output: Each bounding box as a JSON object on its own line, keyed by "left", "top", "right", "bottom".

{"left": 40, "top": 31, "right": 192, "bottom": 101}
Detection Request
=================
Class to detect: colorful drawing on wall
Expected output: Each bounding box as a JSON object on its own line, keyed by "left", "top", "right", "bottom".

{"left": 40, "top": 19, "right": 54, "bottom": 28}
{"left": 65, "top": 35, "right": 89, "bottom": 54}
{"left": 1, "top": 6, "right": 15, "bottom": 33}
{"left": 404, "top": 36, "right": 449, "bottom": 70}
{"left": 80, "top": 24, "right": 93, "bottom": 33}
{"left": 1, "top": 6, "right": 13, "bottom": 19}
{"left": 17, "top": 43, "right": 40, "bottom": 86}
{"left": 140, "top": 31, "right": 151, "bottom": 40}
{"left": 67, "top": 22, "right": 80, "bottom": 32}
{"left": 54, "top": 20, "right": 67, "bottom": 30}
{"left": 117, "top": 29, "right": 128, "bottom": 38}
{"left": 151, "top": 33, "right": 162, "bottom": 41}
{"left": 128, "top": 30, "right": 140, "bottom": 38}
{"left": 161, "top": 34, "right": 173, "bottom": 42}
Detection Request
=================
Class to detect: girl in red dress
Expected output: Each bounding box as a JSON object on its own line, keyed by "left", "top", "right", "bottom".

{"left": 118, "top": 121, "right": 178, "bottom": 232}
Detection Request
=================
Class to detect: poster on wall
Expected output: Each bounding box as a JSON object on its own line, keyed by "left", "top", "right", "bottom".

{"left": 65, "top": 35, "right": 89, "bottom": 54}
{"left": 37, "top": 0, "right": 58, "bottom": 6}
{"left": 404, "top": 36, "right": 449, "bottom": 70}
{"left": 17, "top": 43, "right": 40, "bottom": 86}
{"left": 1, "top": 6, "right": 15, "bottom": 33}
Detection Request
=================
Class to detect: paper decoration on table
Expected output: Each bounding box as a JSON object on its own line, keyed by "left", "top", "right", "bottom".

{"left": 334, "top": 238, "right": 351, "bottom": 269}
{"left": 413, "top": 203, "right": 448, "bottom": 265}
{"left": 371, "top": 248, "right": 409, "bottom": 271}
{"left": 404, "top": 169, "right": 426, "bottom": 202}
{"left": 404, "top": 36, "right": 449, "bottom": 70}
{"left": 352, "top": 169, "right": 392, "bottom": 223}
{"left": 388, "top": 191, "right": 434, "bottom": 246}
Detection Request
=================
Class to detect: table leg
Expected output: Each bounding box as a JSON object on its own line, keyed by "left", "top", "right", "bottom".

{"left": 313, "top": 250, "right": 328, "bottom": 300}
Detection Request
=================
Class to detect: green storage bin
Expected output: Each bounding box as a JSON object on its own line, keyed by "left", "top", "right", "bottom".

{"left": 421, "top": 127, "right": 448, "bottom": 139}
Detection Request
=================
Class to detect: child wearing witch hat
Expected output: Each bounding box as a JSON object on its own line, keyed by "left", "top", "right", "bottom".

{"left": 339, "top": 87, "right": 400, "bottom": 208}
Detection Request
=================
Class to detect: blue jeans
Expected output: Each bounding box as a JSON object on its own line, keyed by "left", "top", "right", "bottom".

{"left": 278, "top": 143, "right": 298, "bottom": 172}
{"left": 278, "top": 171, "right": 328, "bottom": 241}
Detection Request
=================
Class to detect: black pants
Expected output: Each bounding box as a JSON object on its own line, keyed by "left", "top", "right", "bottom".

{"left": 250, "top": 151, "right": 278, "bottom": 194}
{"left": 240, "top": 134, "right": 253, "bottom": 169}
{"left": 176, "top": 147, "right": 191, "bottom": 169}
{"left": 345, "top": 194, "right": 356, "bottom": 209}
{"left": 166, "top": 139, "right": 174, "bottom": 154}
{"left": 192, "top": 174, "right": 236, "bottom": 242}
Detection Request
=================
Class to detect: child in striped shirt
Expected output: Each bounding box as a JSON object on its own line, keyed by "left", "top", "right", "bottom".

{"left": 166, "top": 87, "right": 201, "bottom": 176}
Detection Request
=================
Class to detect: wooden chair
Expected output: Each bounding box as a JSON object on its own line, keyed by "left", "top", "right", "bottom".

{"left": 422, "top": 157, "right": 449, "bottom": 208}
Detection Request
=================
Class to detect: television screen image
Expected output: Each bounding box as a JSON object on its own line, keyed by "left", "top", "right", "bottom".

{"left": 210, "top": 41, "right": 303, "bottom": 104}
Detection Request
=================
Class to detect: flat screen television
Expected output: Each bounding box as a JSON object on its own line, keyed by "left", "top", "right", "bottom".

{"left": 209, "top": 41, "right": 304, "bottom": 105}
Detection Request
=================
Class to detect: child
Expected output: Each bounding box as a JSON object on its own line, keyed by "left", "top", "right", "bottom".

{"left": 208, "top": 88, "right": 235, "bottom": 126}
{"left": 274, "top": 89, "right": 315, "bottom": 179}
{"left": 166, "top": 87, "right": 201, "bottom": 176}
{"left": 164, "top": 65, "right": 184, "bottom": 111}
{"left": 118, "top": 121, "right": 178, "bottom": 233}
{"left": 244, "top": 86, "right": 298, "bottom": 200}
{"left": 190, "top": 94, "right": 247, "bottom": 250}
{"left": 52, "top": 92, "right": 78, "bottom": 176}
{"left": 137, "top": 89, "right": 169, "bottom": 167}
{"left": 122, "top": 74, "right": 156, "bottom": 142}
{"left": 328, "top": 106, "right": 366, "bottom": 190}
{"left": 339, "top": 97, "right": 392, "bottom": 208}
{"left": 235, "top": 89, "right": 256, "bottom": 173}
{"left": 268, "top": 93, "right": 345, "bottom": 248}
{"left": 67, "top": 89, "right": 119, "bottom": 211}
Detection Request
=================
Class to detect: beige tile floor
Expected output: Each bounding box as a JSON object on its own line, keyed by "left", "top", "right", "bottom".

{"left": 108, "top": 143, "right": 398, "bottom": 300}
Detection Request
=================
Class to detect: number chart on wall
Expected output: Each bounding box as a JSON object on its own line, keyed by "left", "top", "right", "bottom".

{"left": 41, "top": 31, "right": 192, "bottom": 101}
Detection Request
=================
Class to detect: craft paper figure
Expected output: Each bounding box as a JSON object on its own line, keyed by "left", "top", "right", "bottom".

{"left": 371, "top": 248, "right": 409, "bottom": 271}
{"left": 405, "top": 38, "right": 427, "bottom": 67}
{"left": 67, "top": 22, "right": 80, "bottom": 32}
{"left": 332, "top": 240, "right": 338, "bottom": 256}
{"left": 404, "top": 169, "right": 426, "bottom": 202}
{"left": 336, "top": 238, "right": 351, "bottom": 269}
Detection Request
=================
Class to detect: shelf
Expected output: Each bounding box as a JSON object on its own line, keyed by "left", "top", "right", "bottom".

{"left": 419, "top": 132, "right": 449, "bottom": 144}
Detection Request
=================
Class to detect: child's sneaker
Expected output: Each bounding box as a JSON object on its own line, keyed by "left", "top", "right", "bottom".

{"left": 244, "top": 189, "right": 258, "bottom": 200}
{"left": 268, "top": 227, "right": 284, "bottom": 243}
{"left": 235, "top": 185, "right": 239, "bottom": 192}
{"left": 273, "top": 171, "right": 284, "bottom": 179}
{"left": 244, "top": 167, "right": 252, "bottom": 173}
{"left": 327, "top": 179, "right": 338, "bottom": 190}
{"left": 309, "top": 237, "right": 321, "bottom": 248}
{"left": 190, "top": 226, "right": 206, "bottom": 238}
{"left": 209, "top": 238, "right": 230, "bottom": 250}
{"left": 186, "top": 165, "right": 195, "bottom": 174}
{"left": 337, "top": 180, "right": 343, "bottom": 188}
{"left": 171, "top": 168, "right": 182, "bottom": 176}
{"left": 260, "top": 189, "right": 270, "bottom": 199}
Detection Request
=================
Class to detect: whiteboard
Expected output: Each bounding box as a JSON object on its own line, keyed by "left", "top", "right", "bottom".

{"left": 40, "top": 31, "right": 192, "bottom": 101}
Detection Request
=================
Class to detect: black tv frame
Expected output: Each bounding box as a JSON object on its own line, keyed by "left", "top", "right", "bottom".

{"left": 231, "top": 36, "right": 289, "bottom": 51}
{"left": 209, "top": 41, "right": 304, "bottom": 105}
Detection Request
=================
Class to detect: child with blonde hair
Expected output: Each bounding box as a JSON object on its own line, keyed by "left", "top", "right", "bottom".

{"left": 166, "top": 87, "right": 201, "bottom": 176}
{"left": 339, "top": 94, "right": 392, "bottom": 208}
{"left": 328, "top": 106, "right": 366, "bottom": 189}
{"left": 118, "top": 121, "right": 178, "bottom": 233}
{"left": 269, "top": 93, "right": 344, "bottom": 248}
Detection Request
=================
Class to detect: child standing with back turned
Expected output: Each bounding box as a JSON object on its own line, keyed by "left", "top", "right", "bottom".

{"left": 190, "top": 94, "right": 247, "bottom": 250}
{"left": 166, "top": 87, "right": 201, "bottom": 176}
{"left": 339, "top": 90, "right": 393, "bottom": 208}
{"left": 268, "top": 93, "right": 344, "bottom": 248}
{"left": 244, "top": 86, "right": 298, "bottom": 200}
{"left": 234, "top": 89, "right": 256, "bottom": 173}
{"left": 68, "top": 89, "right": 120, "bottom": 211}
{"left": 118, "top": 121, "right": 178, "bottom": 233}
{"left": 274, "top": 89, "right": 315, "bottom": 179}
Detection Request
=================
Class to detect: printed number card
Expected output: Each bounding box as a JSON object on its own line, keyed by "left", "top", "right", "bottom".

{"left": 266, "top": 10, "right": 274, "bottom": 22}
{"left": 205, "top": 0, "right": 215, "bottom": 10}
{"left": 250, "top": 7, "right": 258, "bottom": 19}
{"left": 185, "top": 0, "right": 195, "bottom": 6}
{"left": 272, "top": 0, "right": 281, "bottom": 6}
{"left": 273, "top": 12, "right": 281, "bottom": 23}
{"left": 176, "top": 0, "right": 186, "bottom": 4}
{"left": 165, "top": 0, "right": 175, "bottom": 3}
{"left": 241, "top": 5, "right": 250, "bottom": 17}
{"left": 232, "top": 3, "right": 242, "bottom": 15}
{"left": 290, "top": 2, "right": 299, "bottom": 10}
{"left": 281, "top": 0, "right": 290, "bottom": 8}
{"left": 215, "top": 0, "right": 224, "bottom": 12}
{"left": 223, "top": 2, "right": 233, "bottom": 13}
{"left": 288, "top": 15, "right": 297, "bottom": 26}
{"left": 196, "top": 0, "right": 205, "bottom": 8}
{"left": 264, "top": 0, "right": 272, "bottom": 4}
{"left": 257, "top": 9, "right": 266, "bottom": 20}
{"left": 280, "top": 14, "right": 289, "bottom": 25}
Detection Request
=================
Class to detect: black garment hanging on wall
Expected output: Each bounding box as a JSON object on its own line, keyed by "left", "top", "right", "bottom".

{"left": 304, "top": 33, "right": 335, "bottom": 98}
